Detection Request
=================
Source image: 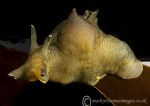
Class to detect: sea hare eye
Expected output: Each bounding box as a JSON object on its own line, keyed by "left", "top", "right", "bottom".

{"left": 41, "top": 68, "right": 45, "bottom": 77}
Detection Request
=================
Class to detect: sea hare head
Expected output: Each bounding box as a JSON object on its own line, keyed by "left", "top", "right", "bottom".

{"left": 8, "top": 25, "right": 52, "bottom": 83}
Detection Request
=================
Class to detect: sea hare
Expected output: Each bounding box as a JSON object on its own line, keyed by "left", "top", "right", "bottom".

{"left": 8, "top": 9, "right": 143, "bottom": 85}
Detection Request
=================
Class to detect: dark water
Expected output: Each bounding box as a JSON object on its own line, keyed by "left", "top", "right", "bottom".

{"left": 12, "top": 81, "right": 113, "bottom": 106}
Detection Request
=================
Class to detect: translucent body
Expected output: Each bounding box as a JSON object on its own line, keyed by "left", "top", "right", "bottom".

{"left": 8, "top": 9, "right": 143, "bottom": 85}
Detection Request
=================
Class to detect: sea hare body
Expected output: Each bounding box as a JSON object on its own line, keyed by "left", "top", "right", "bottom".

{"left": 8, "top": 9, "right": 143, "bottom": 85}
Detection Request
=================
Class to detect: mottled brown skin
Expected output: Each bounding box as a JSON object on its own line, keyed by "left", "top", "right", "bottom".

{"left": 8, "top": 9, "right": 143, "bottom": 85}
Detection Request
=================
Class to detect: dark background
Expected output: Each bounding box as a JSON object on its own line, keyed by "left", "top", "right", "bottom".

{"left": 0, "top": 0, "right": 150, "bottom": 60}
